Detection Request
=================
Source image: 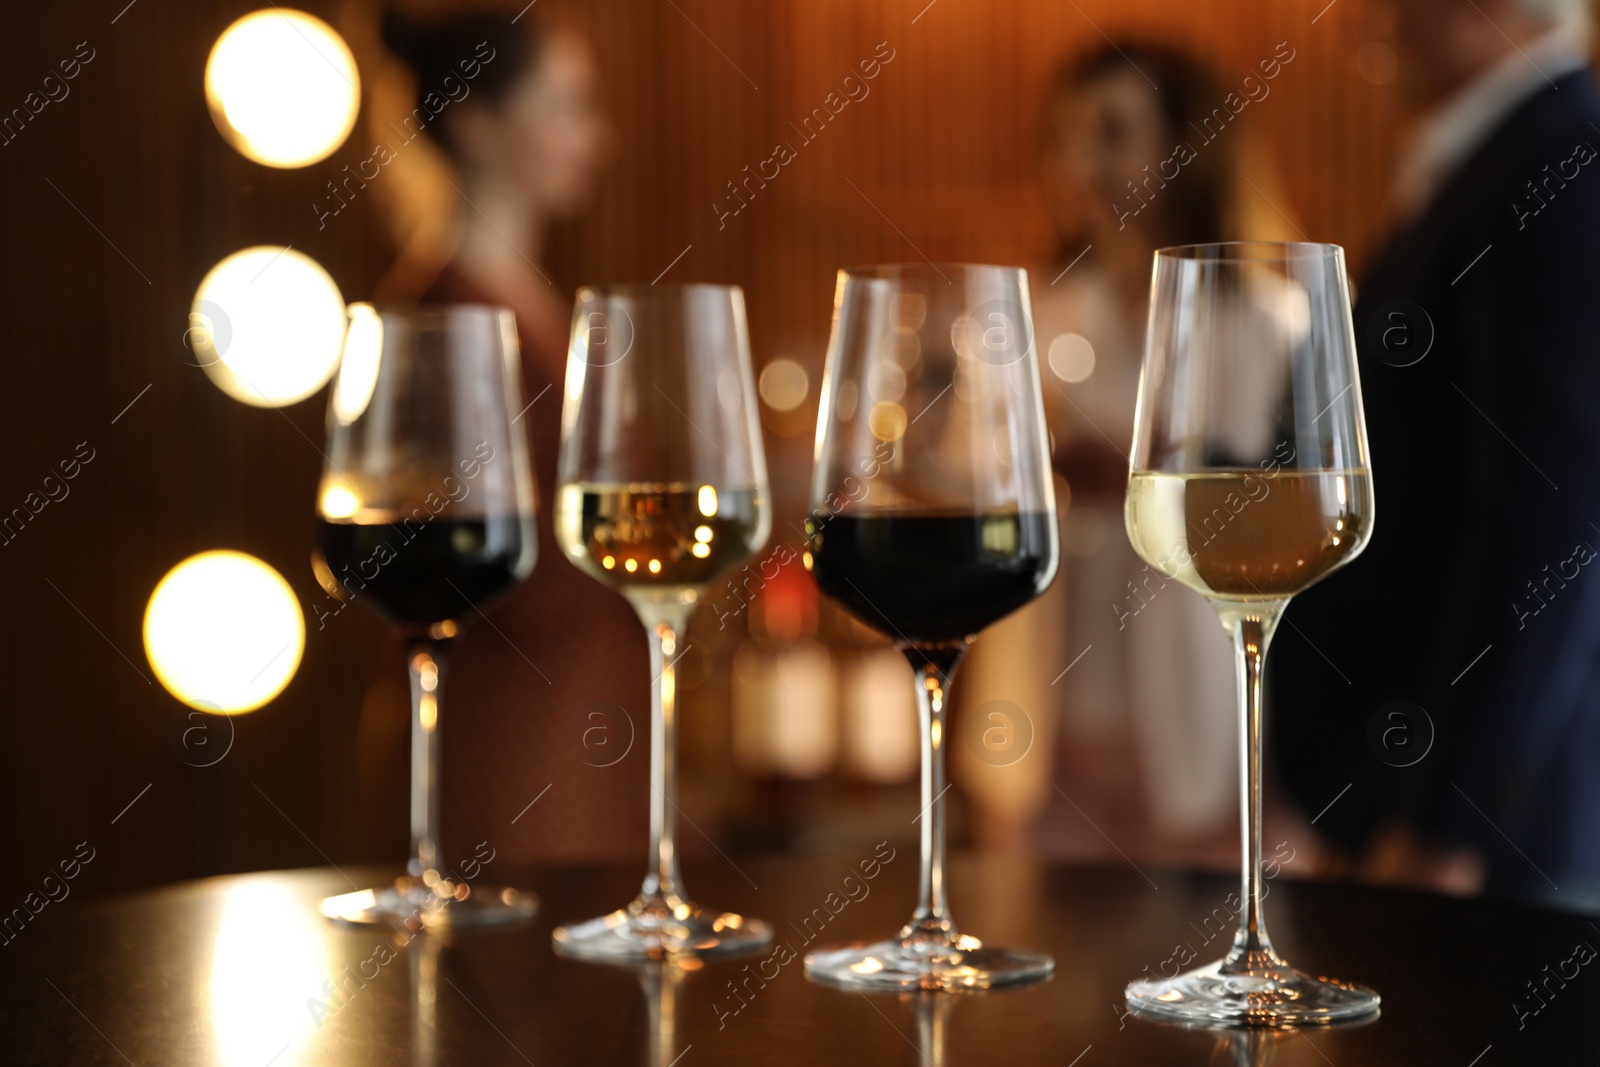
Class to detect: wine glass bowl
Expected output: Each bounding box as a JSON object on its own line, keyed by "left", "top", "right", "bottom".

{"left": 802, "top": 263, "right": 1059, "bottom": 990}
{"left": 313, "top": 303, "right": 539, "bottom": 928}
{"left": 1124, "top": 468, "right": 1373, "bottom": 602}
{"left": 552, "top": 283, "right": 774, "bottom": 962}
{"left": 1123, "top": 242, "right": 1379, "bottom": 1025}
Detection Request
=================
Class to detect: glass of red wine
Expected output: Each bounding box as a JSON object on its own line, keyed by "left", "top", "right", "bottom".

{"left": 312, "top": 303, "right": 538, "bottom": 928}
{"left": 803, "top": 264, "right": 1059, "bottom": 989}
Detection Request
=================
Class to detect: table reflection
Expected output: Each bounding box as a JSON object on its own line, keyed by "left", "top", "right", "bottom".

{"left": 912, "top": 993, "right": 950, "bottom": 1067}
{"left": 1207, "top": 1028, "right": 1286, "bottom": 1067}
{"left": 410, "top": 931, "right": 441, "bottom": 1067}
{"left": 637, "top": 959, "right": 692, "bottom": 1067}
{"left": 9, "top": 865, "right": 1580, "bottom": 1064}
{"left": 207, "top": 881, "right": 332, "bottom": 1067}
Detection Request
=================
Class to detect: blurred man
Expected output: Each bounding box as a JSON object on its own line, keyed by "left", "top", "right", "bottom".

{"left": 1273, "top": 0, "right": 1600, "bottom": 911}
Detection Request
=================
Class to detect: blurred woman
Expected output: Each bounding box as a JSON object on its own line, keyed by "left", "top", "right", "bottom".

{"left": 358, "top": 8, "right": 646, "bottom": 866}
{"left": 956, "top": 43, "right": 1306, "bottom": 869}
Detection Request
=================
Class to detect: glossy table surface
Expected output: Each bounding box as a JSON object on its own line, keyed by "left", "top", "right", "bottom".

{"left": 4, "top": 855, "right": 1593, "bottom": 1065}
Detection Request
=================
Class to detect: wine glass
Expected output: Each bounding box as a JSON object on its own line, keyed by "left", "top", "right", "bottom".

{"left": 803, "top": 263, "right": 1059, "bottom": 989}
{"left": 552, "top": 283, "right": 774, "bottom": 960}
{"left": 313, "top": 303, "right": 539, "bottom": 927}
{"left": 1123, "top": 242, "right": 1379, "bottom": 1024}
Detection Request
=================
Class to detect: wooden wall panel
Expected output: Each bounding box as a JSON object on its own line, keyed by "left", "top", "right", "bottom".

{"left": 0, "top": 0, "right": 1405, "bottom": 896}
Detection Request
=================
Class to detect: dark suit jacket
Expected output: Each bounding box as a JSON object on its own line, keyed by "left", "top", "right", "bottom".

{"left": 1272, "top": 66, "right": 1600, "bottom": 908}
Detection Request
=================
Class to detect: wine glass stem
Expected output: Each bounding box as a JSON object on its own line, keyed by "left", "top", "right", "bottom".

{"left": 643, "top": 614, "right": 688, "bottom": 904}
{"left": 1219, "top": 603, "right": 1286, "bottom": 971}
{"left": 904, "top": 646, "right": 966, "bottom": 940}
{"left": 407, "top": 641, "right": 445, "bottom": 880}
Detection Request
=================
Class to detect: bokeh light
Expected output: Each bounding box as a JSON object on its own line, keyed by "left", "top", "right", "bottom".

{"left": 204, "top": 9, "right": 360, "bottom": 168}
{"left": 144, "top": 551, "right": 305, "bottom": 714}
{"left": 868, "top": 401, "right": 908, "bottom": 441}
{"left": 190, "top": 246, "right": 347, "bottom": 408}
{"left": 333, "top": 303, "right": 384, "bottom": 425}
{"left": 758, "top": 358, "right": 810, "bottom": 412}
{"left": 1047, "top": 333, "right": 1096, "bottom": 383}
{"left": 209, "top": 881, "right": 330, "bottom": 1066}
{"left": 318, "top": 483, "right": 360, "bottom": 520}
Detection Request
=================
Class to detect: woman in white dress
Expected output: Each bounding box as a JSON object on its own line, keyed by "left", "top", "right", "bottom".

{"left": 953, "top": 43, "right": 1305, "bottom": 868}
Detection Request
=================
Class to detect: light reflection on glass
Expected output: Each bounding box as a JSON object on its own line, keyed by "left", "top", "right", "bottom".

{"left": 334, "top": 304, "right": 384, "bottom": 425}
{"left": 697, "top": 485, "right": 719, "bottom": 517}
{"left": 319, "top": 484, "right": 360, "bottom": 520}
{"left": 319, "top": 889, "right": 378, "bottom": 922}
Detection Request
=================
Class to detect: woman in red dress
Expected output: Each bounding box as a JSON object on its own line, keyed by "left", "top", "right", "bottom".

{"left": 360, "top": 8, "right": 646, "bottom": 868}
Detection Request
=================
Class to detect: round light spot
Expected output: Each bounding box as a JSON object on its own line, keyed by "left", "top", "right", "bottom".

{"left": 319, "top": 484, "right": 359, "bottom": 519}
{"left": 1048, "top": 333, "right": 1096, "bottom": 383}
{"left": 758, "top": 358, "right": 809, "bottom": 412}
{"left": 868, "top": 360, "right": 907, "bottom": 403}
{"left": 144, "top": 551, "right": 305, "bottom": 714}
{"left": 205, "top": 10, "right": 360, "bottom": 168}
{"left": 890, "top": 292, "right": 927, "bottom": 332}
{"left": 868, "top": 401, "right": 907, "bottom": 441}
{"left": 891, "top": 330, "right": 922, "bottom": 375}
{"left": 190, "top": 247, "right": 346, "bottom": 408}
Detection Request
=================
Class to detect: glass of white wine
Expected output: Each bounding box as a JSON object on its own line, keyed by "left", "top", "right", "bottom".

{"left": 552, "top": 283, "right": 773, "bottom": 961}
{"left": 1124, "top": 242, "right": 1379, "bottom": 1025}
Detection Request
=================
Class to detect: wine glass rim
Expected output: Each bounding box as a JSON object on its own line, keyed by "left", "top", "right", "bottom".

{"left": 1155, "top": 241, "right": 1344, "bottom": 262}
{"left": 574, "top": 282, "right": 744, "bottom": 300}
{"left": 838, "top": 261, "right": 1026, "bottom": 280}
{"left": 354, "top": 301, "right": 513, "bottom": 322}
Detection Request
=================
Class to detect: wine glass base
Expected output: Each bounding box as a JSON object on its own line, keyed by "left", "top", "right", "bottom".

{"left": 552, "top": 897, "right": 773, "bottom": 962}
{"left": 805, "top": 935, "right": 1054, "bottom": 991}
{"left": 1125, "top": 959, "right": 1379, "bottom": 1028}
{"left": 320, "top": 877, "right": 538, "bottom": 930}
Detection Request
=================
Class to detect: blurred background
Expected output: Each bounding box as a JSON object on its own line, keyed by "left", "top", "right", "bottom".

{"left": 0, "top": 0, "right": 1408, "bottom": 898}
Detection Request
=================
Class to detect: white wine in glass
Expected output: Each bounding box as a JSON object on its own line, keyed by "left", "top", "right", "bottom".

{"left": 552, "top": 284, "right": 774, "bottom": 962}
{"left": 1123, "top": 242, "right": 1379, "bottom": 1026}
{"left": 1125, "top": 470, "right": 1372, "bottom": 599}
{"left": 558, "top": 483, "right": 766, "bottom": 592}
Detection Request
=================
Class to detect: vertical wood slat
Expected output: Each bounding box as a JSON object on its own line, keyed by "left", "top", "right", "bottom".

{"left": 0, "top": 0, "right": 1401, "bottom": 892}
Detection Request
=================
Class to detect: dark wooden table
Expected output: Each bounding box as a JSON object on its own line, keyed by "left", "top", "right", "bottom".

{"left": 4, "top": 856, "right": 1592, "bottom": 1065}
